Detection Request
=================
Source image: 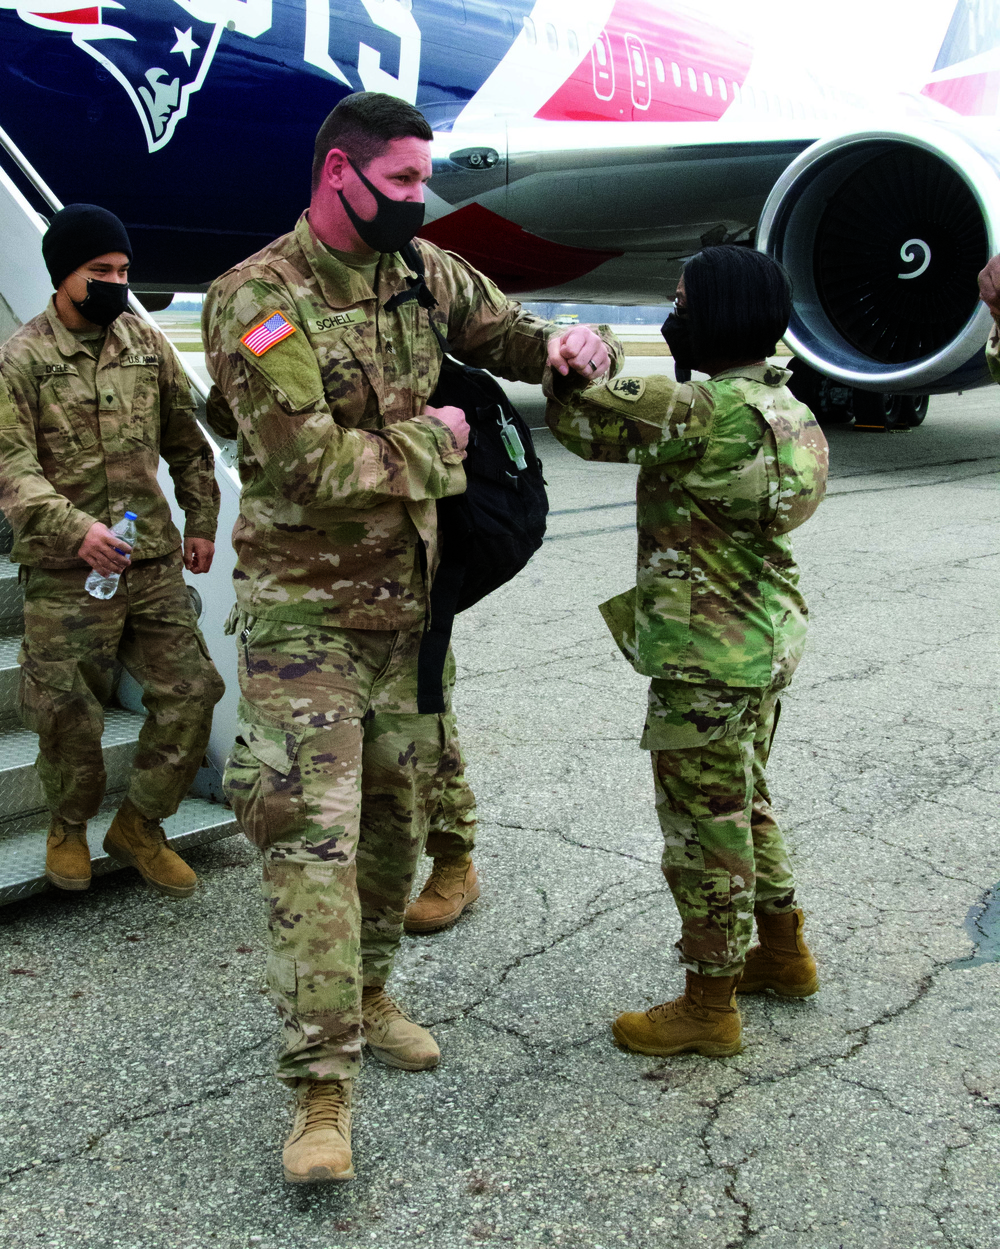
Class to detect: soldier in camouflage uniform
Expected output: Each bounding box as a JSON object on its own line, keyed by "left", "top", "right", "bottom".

{"left": 203, "top": 92, "right": 620, "bottom": 1184}
{"left": 978, "top": 252, "right": 1000, "bottom": 380}
{"left": 545, "top": 246, "right": 828, "bottom": 1059}
{"left": 206, "top": 382, "right": 480, "bottom": 934}
{"left": 0, "top": 204, "right": 224, "bottom": 898}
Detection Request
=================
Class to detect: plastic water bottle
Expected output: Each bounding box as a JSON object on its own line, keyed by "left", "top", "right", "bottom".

{"left": 84, "top": 511, "right": 137, "bottom": 600}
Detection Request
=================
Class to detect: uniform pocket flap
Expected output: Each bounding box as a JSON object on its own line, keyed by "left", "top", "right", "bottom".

{"left": 18, "top": 653, "right": 80, "bottom": 693}
{"left": 236, "top": 713, "right": 304, "bottom": 776}
{"left": 266, "top": 951, "right": 298, "bottom": 998}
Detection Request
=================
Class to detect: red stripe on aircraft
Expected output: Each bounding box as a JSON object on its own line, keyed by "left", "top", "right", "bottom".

{"left": 921, "top": 73, "right": 1000, "bottom": 116}
{"left": 419, "top": 203, "right": 622, "bottom": 294}
{"left": 36, "top": 8, "right": 100, "bottom": 23}
{"left": 536, "top": 0, "right": 753, "bottom": 122}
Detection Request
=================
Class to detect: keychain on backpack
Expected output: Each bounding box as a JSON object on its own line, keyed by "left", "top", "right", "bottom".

{"left": 498, "top": 410, "right": 528, "bottom": 470}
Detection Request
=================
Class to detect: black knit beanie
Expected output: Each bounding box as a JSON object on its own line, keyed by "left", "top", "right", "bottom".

{"left": 42, "top": 204, "right": 133, "bottom": 290}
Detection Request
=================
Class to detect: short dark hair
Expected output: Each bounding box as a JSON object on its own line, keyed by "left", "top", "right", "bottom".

{"left": 683, "top": 246, "right": 793, "bottom": 362}
{"left": 311, "top": 92, "right": 433, "bottom": 192}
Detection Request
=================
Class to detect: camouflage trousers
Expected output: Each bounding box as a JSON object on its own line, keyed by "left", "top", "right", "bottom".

{"left": 223, "top": 615, "right": 462, "bottom": 1085}
{"left": 18, "top": 551, "right": 224, "bottom": 824}
{"left": 643, "top": 679, "right": 798, "bottom": 978}
{"left": 425, "top": 750, "right": 477, "bottom": 860}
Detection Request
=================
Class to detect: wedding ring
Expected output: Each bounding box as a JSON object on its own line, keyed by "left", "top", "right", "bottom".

{"left": 588, "top": 359, "right": 598, "bottom": 371}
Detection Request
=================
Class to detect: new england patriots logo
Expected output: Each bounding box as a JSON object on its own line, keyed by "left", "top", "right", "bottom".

{"left": 0, "top": 1, "right": 269, "bottom": 152}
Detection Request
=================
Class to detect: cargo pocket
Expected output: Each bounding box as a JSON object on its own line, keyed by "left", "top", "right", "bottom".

{"left": 17, "top": 655, "right": 82, "bottom": 736}
{"left": 265, "top": 950, "right": 298, "bottom": 1005}
{"left": 664, "top": 866, "right": 737, "bottom": 967}
{"left": 224, "top": 708, "right": 306, "bottom": 850}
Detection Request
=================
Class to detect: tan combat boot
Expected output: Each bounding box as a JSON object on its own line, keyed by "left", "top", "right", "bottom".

{"left": 737, "top": 909, "right": 819, "bottom": 997}
{"left": 612, "top": 971, "right": 743, "bottom": 1057}
{"left": 282, "top": 1079, "right": 354, "bottom": 1184}
{"left": 403, "top": 854, "right": 480, "bottom": 933}
{"left": 103, "top": 798, "right": 197, "bottom": 898}
{"left": 45, "top": 819, "right": 91, "bottom": 891}
{"left": 361, "top": 986, "right": 440, "bottom": 1070}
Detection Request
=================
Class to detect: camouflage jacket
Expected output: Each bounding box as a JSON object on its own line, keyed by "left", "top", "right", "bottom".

{"left": 545, "top": 363, "right": 829, "bottom": 688}
{"left": 987, "top": 321, "right": 1000, "bottom": 383}
{"left": 0, "top": 300, "right": 218, "bottom": 569}
{"left": 203, "top": 212, "right": 620, "bottom": 629}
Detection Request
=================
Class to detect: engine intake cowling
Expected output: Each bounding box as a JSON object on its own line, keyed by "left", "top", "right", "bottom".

{"left": 757, "top": 126, "right": 1000, "bottom": 394}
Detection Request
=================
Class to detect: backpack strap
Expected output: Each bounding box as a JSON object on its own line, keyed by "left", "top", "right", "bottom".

{"left": 384, "top": 242, "right": 450, "bottom": 356}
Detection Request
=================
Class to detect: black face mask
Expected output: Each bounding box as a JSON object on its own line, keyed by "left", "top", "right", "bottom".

{"left": 338, "top": 158, "right": 425, "bottom": 255}
{"left": 72, "top": 278, "right": 130, "bottom": 327}
{"left": 661, "top": 310, "right": 694, "bottom": 383}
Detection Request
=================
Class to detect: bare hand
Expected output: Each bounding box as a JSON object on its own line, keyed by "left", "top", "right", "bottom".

{"left": 78, "top": 522, "right": 131, "bottom": 577}
{"left": 423, "top": 403, "right": 469, "bottom": 453}
{"left": 547, "top": 326, "right": 610, "bottom": 379}
{"left": 184, "top": 537, "right": 215, "bottom": 574}
{"left": 980, "top": 254, "right": 1000, "bottom": 318}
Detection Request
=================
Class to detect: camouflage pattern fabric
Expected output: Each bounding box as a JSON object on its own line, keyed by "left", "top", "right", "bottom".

{"left": 425, "top": 722, "right": 477, "bottom": 859}
{"left": 545, "top": 363, "right": 828, "bottom": 689}
{"left": 0, "top": 301, "right": 218, "bottom": 568}
{"left": 223, "top": 614, "right": 461, "bottom": 1084}
{"left": 986, "top": 323, "right": 1000, "bottom": 384}
{"left": 202, "top": 212, "right": 623, "bottom": 630}
{"left": 18, "top": 550, "right": 224, "bottom": 823}
{"left": 645, "top": 679, "right": 797, "bottom": 977}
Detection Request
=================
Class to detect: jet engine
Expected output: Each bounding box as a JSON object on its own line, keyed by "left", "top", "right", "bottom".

{"left": 757, "top": 125, "right": 1000, "bottom": 424}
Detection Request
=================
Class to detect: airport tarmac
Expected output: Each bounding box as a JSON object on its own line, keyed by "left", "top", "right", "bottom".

{"left": 2, "top": 363, "right": 1000, "bottom": 1249}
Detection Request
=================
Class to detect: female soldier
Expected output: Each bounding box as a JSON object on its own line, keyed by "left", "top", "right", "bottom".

{"left": 545, "top": 246, "right": 828, "bottom": 1057}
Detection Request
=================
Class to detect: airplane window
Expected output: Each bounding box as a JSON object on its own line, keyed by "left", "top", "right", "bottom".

{"left": 655, "top": 57, "right": 665, "bottom": 82}
{"left": 523, "top": 16, "right": 536, "bottom": 45}
{"left": 732, "top": 81, "right": 741, "bottom": 105}
{"left": 672, "top": 61, "right": 681, "bottom": 87}
{"left": 546, "top": 22, "right": 558, "bottom": 52}
{"left": 633, "top": 49, "right": 643, "bottom": 75}
{"left": 745, "top": 85, "right": 755, "bottom": 108}
{"left": 596, "top": 39, "right": 607, "bottom": 66}
{"left": 795, "top": 99, "right": 805, "bottom": 119}
{"left": 688, "top": 67, "right": 697, "bottom": 92}
{"left": 718, "top": 77, "right": 727, "bottom": 100}
{"left": 568, "top": 29, "right": 579, "bottom": 57}
{"left": 703, "top": 72, "right": 712, "bottom": 96}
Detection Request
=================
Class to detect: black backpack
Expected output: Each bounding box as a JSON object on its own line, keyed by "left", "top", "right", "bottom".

{"left": 386, "top": 242, "right": 549, "bottom": 712}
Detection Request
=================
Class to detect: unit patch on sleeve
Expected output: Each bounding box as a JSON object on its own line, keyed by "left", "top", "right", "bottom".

{"left": 608, "top": 376, "right": 646, "bottom": 402}
{"left": 241, "top": 311, "right": 297, "bottom": 357}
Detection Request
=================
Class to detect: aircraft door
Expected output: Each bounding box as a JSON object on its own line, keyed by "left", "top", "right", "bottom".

{"left": 625, "top": 34, "right": 651, "bottom": 113}
{"left": 592, "top": 30, "right": 615, "bottom": 102}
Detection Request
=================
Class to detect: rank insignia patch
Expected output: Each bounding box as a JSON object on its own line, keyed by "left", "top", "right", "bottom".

{"left": 241, "top": 311, "right": 297, "bottom": 356}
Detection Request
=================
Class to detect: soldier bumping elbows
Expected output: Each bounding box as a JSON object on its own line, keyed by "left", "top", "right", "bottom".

{"left": 203, "top": 91, "right": 619, "bottom": 1184}
{"left": 545, "top": 246, "right": 828, "bottom": 1058}
{"left": 0, "top": 204, "right": 224, "bottom": 897}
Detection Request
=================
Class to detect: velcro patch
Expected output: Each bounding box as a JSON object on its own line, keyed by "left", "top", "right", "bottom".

{"left": 32, "top": 362, "right": 78, "bottom": 378}
{"left": 241, "top": 311, "right": 297, "bottom": 357}
{"left": 121, "top": 353, "right": 159, "bottom": 367}
{"left": 309, "top": 308, "right": 367, "bottom": 335}
{"left": 607, "top": 376, "right": 646, "bottom": 402}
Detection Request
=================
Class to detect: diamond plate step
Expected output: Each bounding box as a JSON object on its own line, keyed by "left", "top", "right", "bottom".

{"left": 0, "top": 555, "right": 22, "bottom": 636}
{"left": 0, "top": 634, "right": 19, "bottom": 716}
{"left": 0, "top": 707, "right": 142, "bottom": 823}
{"left": 0, "top": 510, "right": 12, "bottom": 556}
{"left": 0, "top": 796, "right": 238, "bottom": 905}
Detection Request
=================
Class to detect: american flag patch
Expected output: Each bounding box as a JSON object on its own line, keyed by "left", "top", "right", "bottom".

{"left": 241, "top": 310, "right": 297, "bottom": 356}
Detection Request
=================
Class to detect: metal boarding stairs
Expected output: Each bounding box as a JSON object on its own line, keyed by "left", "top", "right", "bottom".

{"left": 0, "top": 127, "right": 243, "bottom": 905}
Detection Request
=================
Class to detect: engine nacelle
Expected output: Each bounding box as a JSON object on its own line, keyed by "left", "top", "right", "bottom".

{"left": 757, "top": 125, "right": 1000, "bottom": 395}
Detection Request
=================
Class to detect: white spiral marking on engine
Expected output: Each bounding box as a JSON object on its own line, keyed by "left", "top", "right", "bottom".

{"left": 898, "top": 239, "right": 931, "bottom": 280}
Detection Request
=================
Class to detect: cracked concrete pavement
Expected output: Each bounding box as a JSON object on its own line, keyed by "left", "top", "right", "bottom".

{"left": 2, "top": 363, "right": 1000, "bottom": 1248}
